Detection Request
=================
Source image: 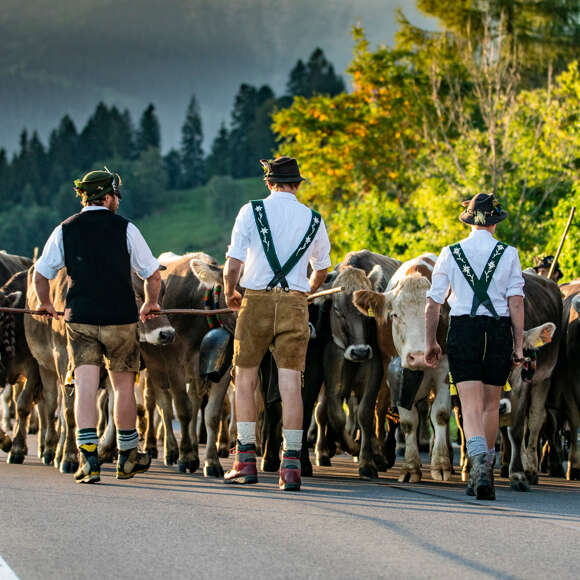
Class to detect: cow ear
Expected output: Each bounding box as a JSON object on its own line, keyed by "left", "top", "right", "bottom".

{"left": 353, "top": 290, "right": 387, "bottom": 318}
{"left": 190, "top": 259, "right": 222, "bottom": 287}
{"left": 6, "top": 291, "right": 22, "bottom": 308}
{"left": 367, "top": 264, "right": 387, "bottom": 292}
{"left": 523, "top": 322, "right": 556, "bottom": 350}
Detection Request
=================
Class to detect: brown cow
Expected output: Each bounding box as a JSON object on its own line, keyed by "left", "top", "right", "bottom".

{"left": 140, "top": 254, "right": 235, "bottom": 476}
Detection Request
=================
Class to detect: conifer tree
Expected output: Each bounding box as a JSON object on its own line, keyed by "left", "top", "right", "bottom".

{"left": 180, "top": 94, "right": 204, "bottom": 188}
{"left": 205, "top": 123, "right": 231, "bottom": 179}
{"left": 135, "top": 104, "right": 161, "bottom": 154}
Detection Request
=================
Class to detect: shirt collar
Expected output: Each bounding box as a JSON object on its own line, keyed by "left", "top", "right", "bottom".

{"left": 266, "top": 191, "right": 299, "bottom": 202}
{"left": 467, "top": 228, "right": 495, "bottom": 240}
{"left": 81, "top": 206, "right": 110, "bottom": 213}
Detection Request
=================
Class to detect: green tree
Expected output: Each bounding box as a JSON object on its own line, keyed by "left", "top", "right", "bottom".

{"left": 205, "top": 123, "right": 231, "bottom": 179}
{"left": 287, "top": 48, "right": 346, "bottom": 98}
{"left": 135, "top": 104, "right": 161, "bottom": 155}
{"left": 164, "top": 149, "right": 182, "bottom": 190}
{"left": 180, "top": 94, "right": 205, "bottom": 188}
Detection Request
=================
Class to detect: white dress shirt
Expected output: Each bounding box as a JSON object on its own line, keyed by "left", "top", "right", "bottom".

{"left": 226, "top": 191, "right": 332, "bottom": 293}
{"left": 427, "top": 229, "right": 525, "bottom": 317}
{"left": 35, "top": 206, "right": 160, "bottom": 280}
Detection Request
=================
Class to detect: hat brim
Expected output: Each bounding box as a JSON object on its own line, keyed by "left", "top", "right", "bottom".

{"left": 459, "top": 209, "right": 507, "bottom": 225}
{"left": 263, "top": 175, "right": 305, "bottom": 183}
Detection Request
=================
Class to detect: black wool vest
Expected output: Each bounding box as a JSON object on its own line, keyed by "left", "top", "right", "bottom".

{"left": 61, "top": 210, "right": 138, "bottom": 325}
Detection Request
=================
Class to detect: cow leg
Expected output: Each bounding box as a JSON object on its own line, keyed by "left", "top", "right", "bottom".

{"left": 499, "top": 426, "right": 511, "bottom": 478}
{"left": 398, "top": 404, "right": 422, "bottom": 483}
{"left": 37, "top": 367, "right": 58, "bottom": 466}
{"left": 156, "top": 386, "right": 179, "bottom": 466}
{"left": 203, "top": 375, "right": 229, "bottom": 477}
{"left": 58, "top": 381, "right": 78, "bottom": 474}
{"left": 429, "top": 367, "right": 452, "bottom": 481}
{"left": 521, "top": 378, "right": 550, "bottom": 485}
{"left": 314, "top": 389, "right": 332, "bottom": 466}
{"left": 7, "top": 376, "right": 36, "bottom": 464}
{"left": 565, "top": 398, "right": 580, "bottom": 480}
{"left": 301, "top": 370, "right": 324, "bottom": 477}
{"left": 375, "top": 383, "right": 393, "bottom": 471}
{"left": 98, "top": 386, "right": 117, "bottom": 463}
{"left": 357, "top": 368, "right": 382, "bottom": 480}
{"left": 216, "top": 381, "right": 232, "bottom": 458}
{"left": 1, "top": 383, "right": 12, "bottom": 433}
{"left": 171, "top": 377, "right": 196, "bottom": 474}
{"left": 143, "top": 375, "right": 159, "bottom": 458}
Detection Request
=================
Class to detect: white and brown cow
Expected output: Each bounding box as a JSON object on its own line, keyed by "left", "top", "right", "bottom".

{"left": 354, "top": 253, "right": 453, "bottom": 482}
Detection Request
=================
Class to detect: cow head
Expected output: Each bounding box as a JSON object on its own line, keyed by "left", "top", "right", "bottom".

{"left": 355, "top": 272, "right": 433, "bottom": 370}
{"left": 132, "top": 273, "right": 176, "bottom": 346}
{"left": 330, "top": 265, "right": 383, "bottom": 362}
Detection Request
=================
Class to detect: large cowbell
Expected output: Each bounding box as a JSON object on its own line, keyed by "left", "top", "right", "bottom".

{"left": 387, "top": 356, "right": 424, "bottom": 410}
{"left": 199, "top": 327, "right": 234, "bottom": 383}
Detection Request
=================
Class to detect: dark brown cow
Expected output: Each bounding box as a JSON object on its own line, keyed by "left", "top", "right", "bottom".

{"left": 140, "top": 254, "right": 235, "bottom": 476}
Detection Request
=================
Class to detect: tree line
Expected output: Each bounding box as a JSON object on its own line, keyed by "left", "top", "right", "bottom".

{"left": 0, "top": 48, "right": 344, "bottom": 256}
{"left": 273, "top": 0, "right": 580, "bottom": 273}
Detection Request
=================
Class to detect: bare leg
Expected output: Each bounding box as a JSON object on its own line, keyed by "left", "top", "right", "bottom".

{"left": 108, "top": 371, "right": 137, "bottom": 430}
{"left": 457, "top": 381, "right": 485, "bottom": 441}
{"left": 278, "top": 368, "right": 303, "bottom": 430}
{"left": 234, "top": 366, "right": 259, "bottom": 422}
{"left": 74, "top": 365, "right": 100, "bottom": 429}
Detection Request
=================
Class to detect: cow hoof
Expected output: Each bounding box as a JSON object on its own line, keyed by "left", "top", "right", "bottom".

{"left": 384, "top": 451, "right": 396, "bottom": 470}
{"left": 567, "top": 468, "right": 580, "bottom": 481}
{"left": 7, "top": 451, "right": 25, "bottom": 464}
{"left": 301, "top": 461, "right": 313, "bottom": 478}
{"left": 0, "top": 436, "right": 12, "bottom": 453}
{"left": 60, "top": 460, "right": 78, "bottom": 474}
{"left": 398, "top": 470, "right": 421, "bottom": 483}
{"left": 510, "top": 474, "right": 530, "bottom": 492}
{"left": 203, "top": 463, "right": 224, "bottom": 478}
{"left": 431, "top": 468, "right": 450, "bottom": 481}
{"left": 217, "top": 446, "right": 230, "bottom": 459}
{"left": 261, "top": 458, "right": 280, "bottom": 472}
{"left": 500, "top": 465, "right": 509, "bottom": 478}
{"left": 396, "top": 447, "right": 405, "bottom": 457}
{"left": 549, "top": 464, "right": 565, "bottom": 478}
{"left": 178, "top": 459, "right": 199, "bottom": 474}
{"left": 316, "top": 456, "right": 332, "bottom": 467}
{"left": 373, "top": 455, "right": 389, "bottom": 472}
{"left": 146, "top": 447, "right": 158, "bottom": 459}
{"left": 164, "top": 450, "right": 178, "bottom": 466}
{"left": 27, "top": 425, "right": 39, "bottom": 435}
{"left": 524, "top": 471, "right": 539, "bottom": 485}
{"left": 42, "top": 451, "right": 55, "bottom": 466}
{"left": 359, "top": 465, "right": 379, "bottom": 480}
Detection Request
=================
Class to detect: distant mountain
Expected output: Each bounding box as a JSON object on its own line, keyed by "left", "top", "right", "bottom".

{"left": 0, "top": 0, "right": 434, "bottom": 154}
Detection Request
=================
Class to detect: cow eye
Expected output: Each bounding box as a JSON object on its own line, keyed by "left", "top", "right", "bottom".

{"left": 389, "top": 312, "right": 398, "bottom": 320}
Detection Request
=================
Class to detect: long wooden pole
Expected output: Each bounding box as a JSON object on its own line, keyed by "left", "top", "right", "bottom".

{"left": 548, "top": 206, "right": 575, "bottom": 279}
{"left": 0, "top": 286, "right": 345, "bottom": 317}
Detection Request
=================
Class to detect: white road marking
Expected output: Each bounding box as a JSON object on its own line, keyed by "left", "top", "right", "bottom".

{"left": 0, "top": 556, "right": 19, "bottom": 580}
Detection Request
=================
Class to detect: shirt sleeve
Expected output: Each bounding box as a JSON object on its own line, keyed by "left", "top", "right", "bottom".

{"left": 126, "top": 223, "right": 160, "bottom": 279}
{"left": 226, "top": 204, "right": 251, "bottom": 263}
{"left": 426, "top": 247, "right": 451, "bottom": 304}
{"left": 309, "top": 217, "right": 332, "bottom": 271}
{"left": 34, "top": 225, "right": 65, "bottom": 280}
{"left": 505, "top": 247, "right": 525, "bottom": 298}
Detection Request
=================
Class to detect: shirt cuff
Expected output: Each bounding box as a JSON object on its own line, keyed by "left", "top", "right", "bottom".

{"left": 310, "top": 256, "right": 332, "bottom": 271}
{"left": 137, "top": 258, "right": 160, "bottom": 280}
{"left": 425, "top": 289, "right": 446, "bottom": 304}
{"left": 226, "top": 249, "right": 246, "bottom": 263}
{"left": 34, "top": 261, "right": 58, "bottom": 280}
{"left": 506, "top": 287, "right": 525, "bottom": 299}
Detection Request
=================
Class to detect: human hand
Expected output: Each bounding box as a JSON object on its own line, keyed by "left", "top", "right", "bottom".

{"left": 38, "top": 301, "right": 59, "bottom": 319}
{"left": 512, "top": 348, "right": 525, "bottom": 367}
{"left": 225, "top": 290, "right": 242, "bottom": 311}
{"left": 425, "top": 342, "right": 442, "bottom": 368}
{"left": 140, "top": 302, "right": 161, "bottom": 323}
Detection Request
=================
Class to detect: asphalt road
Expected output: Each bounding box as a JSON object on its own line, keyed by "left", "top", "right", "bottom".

{"left": 1, "top": 444, "right": 579, "bottom": 580}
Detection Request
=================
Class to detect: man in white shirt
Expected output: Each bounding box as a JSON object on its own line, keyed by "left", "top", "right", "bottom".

{"left": 223, "top": 156, "right": 331, "bottom": 491}
{"left": 34, "top": 169, "right": 161, "bottom": 484}
{"left": 424, "top": 193, "right": 525, "bottom": 500}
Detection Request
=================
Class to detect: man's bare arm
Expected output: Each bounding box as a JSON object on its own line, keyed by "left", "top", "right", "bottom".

{"left": 33, "top": 270, "right": 59, "bottom": 318}
{"left": 140, "top": 269, "right": 162, "bottom": 322}
{"left": 224, "top": 258, "right": 244, "bottom": 310}
{"left": 424, "top": 297, "right": 442, "bottom": 367}
{"left": 309, "top": 268, "right": 328, "bottom": 294}
{"left": 508, "top": 295, "right": 524, "bottom": 361}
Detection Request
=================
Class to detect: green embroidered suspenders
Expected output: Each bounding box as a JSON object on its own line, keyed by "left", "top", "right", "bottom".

{"left": 251, "top": 200, "right": 321, "bottom": 291}
{"left": 449, "top": 242, "right": 508, "bottom": 318}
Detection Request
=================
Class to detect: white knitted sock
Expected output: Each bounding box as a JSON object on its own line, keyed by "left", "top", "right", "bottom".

{"left": 237, "top": 422, "right": 256, "bottom": 445}
{"left": 283, "top": 429, "right": 303, "bottom": 452}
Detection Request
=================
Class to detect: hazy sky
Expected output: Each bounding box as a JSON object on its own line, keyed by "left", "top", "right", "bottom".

{"left": 0, "top": 0, "right": 436, "bottom": 155}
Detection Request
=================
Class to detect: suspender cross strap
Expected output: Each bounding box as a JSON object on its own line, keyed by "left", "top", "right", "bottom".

{"left": 449, "top": 241, "right": 508, "bottom": 319}
{"left": 251, "top": 200, "right": 321, "bottom": 291}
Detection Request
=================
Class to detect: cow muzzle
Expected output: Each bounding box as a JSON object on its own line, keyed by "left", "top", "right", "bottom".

{"left": 141, "top": 326, "right": 176, "bottom": 346}
{"left": 404, "top": 351, "right": 426, "bottom": 369}
{"left": 344, "top": 344, "right": 373, "bottom": 362}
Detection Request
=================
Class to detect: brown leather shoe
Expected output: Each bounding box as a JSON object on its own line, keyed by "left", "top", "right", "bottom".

{"left": 279, "top": 450, "right": 301, "bottom": 491}
{"left": 224, "top": 442, "right": 258, "bottom": 484}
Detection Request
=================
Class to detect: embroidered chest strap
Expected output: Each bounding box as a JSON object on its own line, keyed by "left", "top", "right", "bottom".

{"left": 449, "top": 242, "right": 507, "bottom": 318}
{"left": 251, "top": 200, "right": 321, "bottom": 291}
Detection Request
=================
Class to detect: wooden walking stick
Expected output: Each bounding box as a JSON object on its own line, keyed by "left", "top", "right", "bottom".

{"left": 548, "top": 206, "right": 575, "bottom": 280}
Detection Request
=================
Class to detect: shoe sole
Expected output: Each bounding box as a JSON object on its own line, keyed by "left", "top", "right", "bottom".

{"left": 116, "top": 466, "right": 151, "bottom": 480}
{"left": 224, "top": 475, "right": 258, "bottom": 484}
{"left": 75, "top": 474, "right": 101, "bottom": 484}
{"left": 279, "top": 482, "right": 301, "bottom": 491}
{"left": 476, "top": 484, "right": 495, "bottom": 500}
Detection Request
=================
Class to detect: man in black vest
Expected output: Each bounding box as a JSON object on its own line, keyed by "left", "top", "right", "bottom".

{"left": 34, "top": 169, "right": 161, "bottom": 484}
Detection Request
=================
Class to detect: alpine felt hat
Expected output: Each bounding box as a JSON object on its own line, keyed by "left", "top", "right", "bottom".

{"left": 260, "top": 156, "right": 305, "bottom": 183}
{"left": 533, "top": 255, "right": 563, "bottom": 279}
{"left": 459, "top": 193, "right": 507, "bottom": 226}
{"left": 74, "top": 168, "right": 122, "bottom": 202}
